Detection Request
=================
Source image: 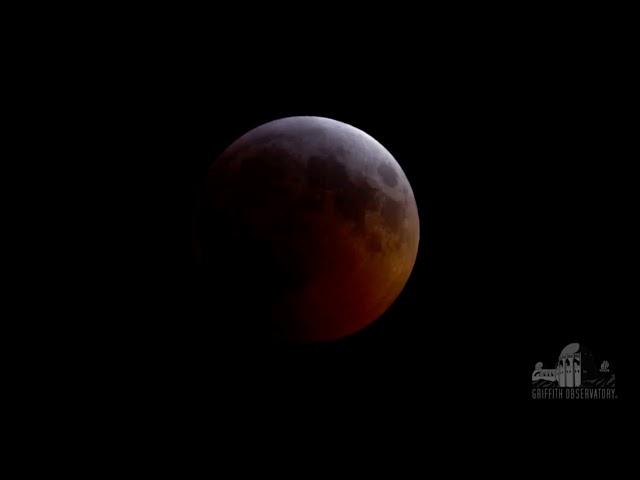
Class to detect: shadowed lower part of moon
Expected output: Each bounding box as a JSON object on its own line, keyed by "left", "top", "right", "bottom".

{"left": 194, "top": 116, "right": 420, "bottom": 342}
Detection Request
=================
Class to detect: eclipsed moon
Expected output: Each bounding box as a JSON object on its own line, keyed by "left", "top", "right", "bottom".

{"left": 194, "top": 116, "right": 419, "bottom": 342}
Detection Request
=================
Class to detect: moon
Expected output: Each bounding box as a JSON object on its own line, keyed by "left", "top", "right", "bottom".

{"left": 194, "top": 116, "right": 419, "bottom": 342}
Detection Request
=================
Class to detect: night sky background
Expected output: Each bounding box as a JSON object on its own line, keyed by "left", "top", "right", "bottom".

{"left": 90, "top": 16, "right": 632, "bottom": 433}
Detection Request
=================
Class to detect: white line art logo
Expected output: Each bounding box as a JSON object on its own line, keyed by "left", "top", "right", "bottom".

{"left": 531, "top": 343, "right": 616, "bottom": 399}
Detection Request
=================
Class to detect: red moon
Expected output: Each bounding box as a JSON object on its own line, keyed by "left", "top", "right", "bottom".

{"left": 194, "top": 117, "right": 419, "bottom": 342}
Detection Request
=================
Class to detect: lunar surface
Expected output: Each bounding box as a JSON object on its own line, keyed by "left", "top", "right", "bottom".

{"left": 194, "top": 116, "right": 419, "bottom": 342}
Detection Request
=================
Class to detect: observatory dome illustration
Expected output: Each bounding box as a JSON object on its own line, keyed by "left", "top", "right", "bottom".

{"left": 532, "top": 343, "right": 597, "bottom": 387}
{"left": 555, "top": 342, "right": 596, "bottom": 387}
